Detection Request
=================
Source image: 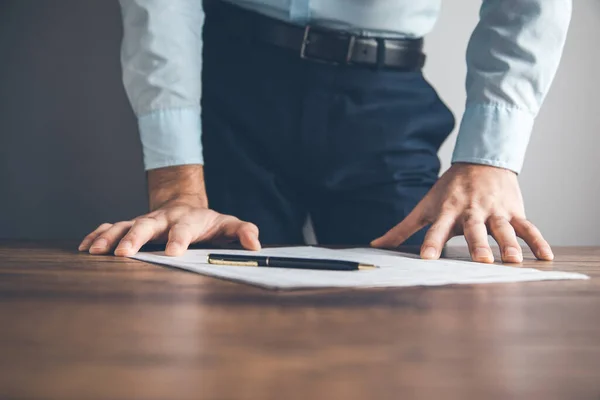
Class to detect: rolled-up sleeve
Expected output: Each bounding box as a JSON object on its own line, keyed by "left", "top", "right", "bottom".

{"left": 119, "top": 0, "right": 204, "bottom": 170}
{"left": 452, "top": 0, "right": 571, "bottom": 173}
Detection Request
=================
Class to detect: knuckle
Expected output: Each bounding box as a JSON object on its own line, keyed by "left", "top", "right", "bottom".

{"left": 409, "top": 208, "right": 430, "bottom": 225}
{"left": 242, "top": 222, "right": 259, "bottom": 234}
{"left": 465, "top": 199, "right": 481, "bottom": 210}
{"left": 462, "top": 207, "right": 480, "bottom": 221}
{"left": 173, "top": 221, "right": 193, "bottom": 230}
{"left": 95, "top": 234, "right": 110, "bottom": 242}
{"left": 97, "top": 223, "right": 112, "bottom": 231}
{"left": 488, "top": 216, "right": 511, "bottom": 236}
{"left": 435, "top": 212, "right": 453, "bottom": 225}
{"left": 528, "top": 239, "right": 544, "bottom": 249}
{"left": 427, "top": 223, "right": 443, "bottom": 234}
{"left": 437, "top": 207, "right": 457, "bottom": 219}
{"left": 529, "top": 235, "right": 547, "bottom": 247}
{"left": 464, "top": 225, "right": 487, "bottom": 241}
{"left": 221, "top": 214, "right": 240, "bottom": 223}
{"left": 444, "top": 194, "right": 462, "bottom": 209}
{"left": 498, "top": 237, "right": 518, "bottom": 247}
{"left": 482, "top": 198, "right": 496, "bottom": 210}
{"left": 474, "top": 194, "right": 494, "bottom": 209}
{"left": 497, "top": 227, "right": 517, "bottom": 241}
{"left": 488, "top": 215, "right": 507, "bottom": 226}
{"left": 164, "top": 206, "right": 191, "bottom": 221}
{"left": 83, "top": 234, "right": 97, "bottom": 243}
{"left": 221, "top": 216, "right": 242, "bottom": 230}
{"left": 168, "top": 236, "right": 186, "bottom": 245}
{"left": 163, "top": 210, "right": 179, "bottom": 221}
{"left": 136, "top": 216, "right": 159, "bottom": 226}
{"left": 177, "top": 212, "right": 203, "bottom": 224}
{"left": 122, "top": 231, "right": 139, "bottom": 242}
{"left": 462, "top": 215, "right": 481, "bottom": 229}
{"left": 422, "top": 239, "right": 441, "bottom": 249}
{"left": 522, "top": 222, "right": 538, "bottom": 236}
{"left": 511, "top": 217, "right": 528, "bottom": 227}
{"left": 144, "top": 210, "right": 161, "bottom": 219}
{"left": 168, "top": 233, "right": 191, "bottom": 245}
{"left": 427, "top": 222, "right": 449, "bottom": 236}
{"left": 419, "top": 214, "right": 435, "bottom": 225}
{"left": 172, "top": 220, "right": 194, "bottom": 230}
{"left": 471, "top": 232, "right": 488, "bottom": 242}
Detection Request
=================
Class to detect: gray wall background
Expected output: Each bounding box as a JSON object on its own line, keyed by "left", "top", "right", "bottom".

{"left": 1, "top": 1, "right": 598, "bottom": 245}
{"left": 0, "top": 1, "right": 147, "bottom": 240}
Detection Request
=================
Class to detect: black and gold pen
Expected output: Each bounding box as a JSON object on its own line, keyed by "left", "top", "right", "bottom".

{"left": 207, "top": 254, "right": 378, "bottom": 271}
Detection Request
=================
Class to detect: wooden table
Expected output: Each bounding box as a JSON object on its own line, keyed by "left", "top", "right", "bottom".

{"left": 0, "top": 242, "right": 599, "bottom": 400}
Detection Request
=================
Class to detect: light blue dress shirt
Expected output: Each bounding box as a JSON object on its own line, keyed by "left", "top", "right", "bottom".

{"left": 119, "top": 0, "right": 571, "bottom": 173}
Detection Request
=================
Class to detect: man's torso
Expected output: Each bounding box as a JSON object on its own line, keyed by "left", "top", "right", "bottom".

{"left": 223, "top": 0, "right": 442, "bottom": 37}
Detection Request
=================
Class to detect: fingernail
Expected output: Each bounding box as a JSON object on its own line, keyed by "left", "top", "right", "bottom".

{"left": 540, "top": 247, "right": 554, "bottom": 259}
{"left": 166, "top": 243, "right": 180, "bottom": 255}
{"left": 505, "top": 247, "right": 520, "bottom": 257}
{"left": 78, "top": 241, "right": 89, "bottom": 251}
{"left": 90, "top": 238, "right": 107, "bottom": 250}
{"left": 115, "top": 241, "right": 132, "bottom": 255}
{"left": 422, "top": 247, "right": 437, "bottom": 259}
{"left": 372, "top": 238, "right": 389, "bottom": 248}
{"left": 474, "top": 247, "right": 492, "bottom": 260}
{"left": 503, "top": 247, "right": 522, "bottom": 263}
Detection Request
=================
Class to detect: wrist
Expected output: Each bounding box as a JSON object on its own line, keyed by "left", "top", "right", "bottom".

{"left": 147, "top": 164, "right": 208, "bottom": 210}
{"left": 451, "top": 162, "right": 516, "bottom": 175}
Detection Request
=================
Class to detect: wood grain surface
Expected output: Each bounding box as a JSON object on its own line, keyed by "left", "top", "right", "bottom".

{"left": 0, "top": 241, "right": 599, "bottom": 400}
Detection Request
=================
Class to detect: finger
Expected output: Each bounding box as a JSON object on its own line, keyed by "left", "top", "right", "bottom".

{"left": 371, "top": 205, "right": 427, "bottom": 249}
{"left": 114, "top": 217, "right": 167, "bottom": 257}
{"left": 488, "top": 216, "right": 522, "bottom": 263}
{"left": 219, "top": 218, "right": 261, "bottom": 250}
{"left": 512, "top": 218, "right": 554, "bottom": 261}
{"left": 79, "top": 223, "right": 113, "bottom": 251}
{"left": 236, "top": 222, "right": 261, "bottom": 251}
{"left": 89, "top": 221, "right": 134, "bottom": 255}
{"left": 420, "top": 214, "right": 456, "bottom": 260}
{"left": 462, "top": 213, "right": 494, "bottom": 263}
{"left": 165, "top": 223, "right": 195, "bottom": 256}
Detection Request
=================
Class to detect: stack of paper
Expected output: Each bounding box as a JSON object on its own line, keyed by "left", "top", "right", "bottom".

{"left": 131, "top": 246, "right": 589, "bottom": 290}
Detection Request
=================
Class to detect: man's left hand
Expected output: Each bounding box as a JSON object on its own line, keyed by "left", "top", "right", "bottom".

{"left": 371, "top": 163, "right": 553, "bottom": 263}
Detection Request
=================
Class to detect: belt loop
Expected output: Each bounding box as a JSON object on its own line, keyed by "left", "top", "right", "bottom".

{"left": 376, "top": 38, "right": 386, "bottom": 69}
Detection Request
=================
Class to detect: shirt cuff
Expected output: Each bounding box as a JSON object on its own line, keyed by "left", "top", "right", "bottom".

{"left": 451, "top": 103, "right": 535, "bottom": 174}
{"left": 137, "top": 107, "right": 204, "bottom": 170}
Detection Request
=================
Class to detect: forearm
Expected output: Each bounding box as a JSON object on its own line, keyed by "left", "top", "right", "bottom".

{"left": 119, "top": 0, "right": 205, "bottom": 171}
{"left": 453, "top": 0, "right": 571, "bottom": 173}
{"left": 147, "top": 165, "right": 208, "bottom": 210}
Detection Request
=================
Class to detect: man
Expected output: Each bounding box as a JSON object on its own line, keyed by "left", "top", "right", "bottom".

{"left": 79, "top": 0, "right": 570, "bottom": 263}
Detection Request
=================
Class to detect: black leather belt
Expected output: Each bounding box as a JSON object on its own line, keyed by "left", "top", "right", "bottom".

{"left": 204, "top": 0, "right": 426, "bottom": 71}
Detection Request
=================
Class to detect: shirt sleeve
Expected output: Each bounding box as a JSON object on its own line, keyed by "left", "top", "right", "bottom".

{"left": 452, "top": 0, "right": 572, "bottom": 173}
{"left": 119, "top": 0, "right": 205, "bottom": 170}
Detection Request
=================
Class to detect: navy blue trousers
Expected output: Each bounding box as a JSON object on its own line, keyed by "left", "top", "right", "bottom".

{"left": 201, "top": 10, "right": 455, "bottom": 246}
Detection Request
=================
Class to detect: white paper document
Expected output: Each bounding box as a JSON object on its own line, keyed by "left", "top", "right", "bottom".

{"left": 131, "top": 246, "right": 589, "bottom": 290}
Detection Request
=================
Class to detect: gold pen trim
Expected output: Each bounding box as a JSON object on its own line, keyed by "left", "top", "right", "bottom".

{"left": 208, "top": 258, "right": 259, "bottom": 267}
{"left": 358, "top": 264, "right": 378, "bottom": 270}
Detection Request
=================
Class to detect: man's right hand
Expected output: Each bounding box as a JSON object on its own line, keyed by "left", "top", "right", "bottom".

{"left": 78, "top": 165, "right": 261, "bottom": 257}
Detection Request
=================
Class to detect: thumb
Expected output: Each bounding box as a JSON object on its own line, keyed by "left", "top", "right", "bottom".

{"left": 219, "top": 216, "right": 261, "bottom": 250}
{"left": 371, "top": 205, "right": 427, "bottom": 249}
